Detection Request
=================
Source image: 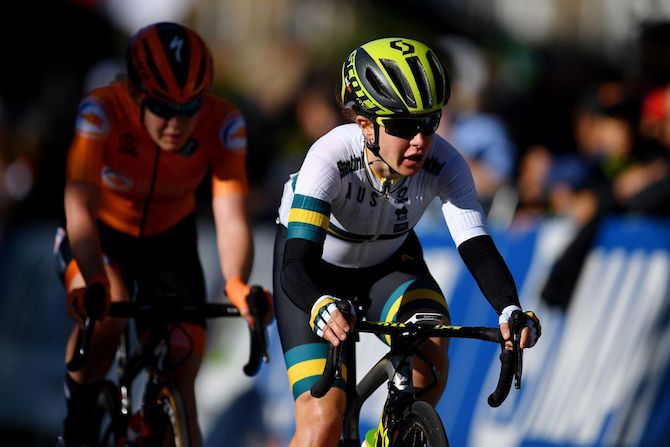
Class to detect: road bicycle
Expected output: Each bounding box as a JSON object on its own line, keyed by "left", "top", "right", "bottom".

{"left": 311, "top": 303, "right": 526, "bottom": 447}
{"left": 67, "top": 285, "right": 269, "bottom": 447}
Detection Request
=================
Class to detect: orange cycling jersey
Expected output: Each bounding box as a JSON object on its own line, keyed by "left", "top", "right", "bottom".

{"left": 67, "top": 80, "right": 248, "bottom": 237}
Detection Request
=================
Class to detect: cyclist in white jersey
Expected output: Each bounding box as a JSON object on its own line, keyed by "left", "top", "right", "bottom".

{"left": 272, "top": 37, "right": 541, "bottom": 447}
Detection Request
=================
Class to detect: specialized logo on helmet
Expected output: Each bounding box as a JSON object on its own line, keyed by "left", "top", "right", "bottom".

{"left": 169, "top": 36, "right": 184, "bottom": 63}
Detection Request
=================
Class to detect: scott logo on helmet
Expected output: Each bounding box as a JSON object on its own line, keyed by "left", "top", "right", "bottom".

{"left": 390, "top": 40, "right": 415, "bottom": 55}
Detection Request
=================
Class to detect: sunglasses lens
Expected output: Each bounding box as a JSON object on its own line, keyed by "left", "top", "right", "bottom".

{"left": 145, "top": 99, "right": 176, "bottom": 119}
{"left": 144, "top": 97, "right": 203, "bottom": 119}
{"left": 179, "top": 97, "right": 204, "bottom": 117}
{"left": 384, "top": 120, "right": 417, "bottom": 139}
{"left": 382, "top": 113, "right": 441, "bottom": 139}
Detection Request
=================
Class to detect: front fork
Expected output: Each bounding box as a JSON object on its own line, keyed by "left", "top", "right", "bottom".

{"left": 375, "top": 353, "right": 415, "bottom": 446}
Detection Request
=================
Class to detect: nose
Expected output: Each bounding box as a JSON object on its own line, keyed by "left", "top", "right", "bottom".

{"left": 410, "top": 131, "right": 427, "bottom": 145}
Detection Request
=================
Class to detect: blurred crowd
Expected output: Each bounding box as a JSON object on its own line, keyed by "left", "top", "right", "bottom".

{"left": 2, "top": 4, "right": 670, "bottom": 306}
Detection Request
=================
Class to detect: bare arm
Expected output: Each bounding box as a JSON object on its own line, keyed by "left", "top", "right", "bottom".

{"left": 213, "top": 193, "right": 255, "bottom": 324}
{"left": 64, "top": 180, "right": 110, "bottom": 323}
{"left": 64, "top": 181, "right": 106, "bottom": 285}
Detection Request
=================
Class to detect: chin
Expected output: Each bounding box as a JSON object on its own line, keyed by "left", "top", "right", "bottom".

{"left": 400, "top": 163, "right": 423, "bottom": 176}
{"left": 159, "top": 141, "right": 185, "bottom": 152}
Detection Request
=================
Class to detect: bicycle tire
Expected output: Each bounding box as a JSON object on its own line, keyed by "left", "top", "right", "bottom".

{"left": 93, "top": 380, "right": 123, "bottom": 447}
{"left": 153, "top": 385, "right": 193, "bottom": 447}
{"left": 389, "top": 400, "right": 449, "bottom": 447}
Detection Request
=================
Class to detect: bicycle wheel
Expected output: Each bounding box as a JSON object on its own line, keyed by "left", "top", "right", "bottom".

{"left": 389, "top": 401, "right": 449, "bottom": 447}
{"left": 94, "top": 380, "right": 124, "bottom": 447}
{"left": 152, "top": 385, "right": 193, "bottom": 447}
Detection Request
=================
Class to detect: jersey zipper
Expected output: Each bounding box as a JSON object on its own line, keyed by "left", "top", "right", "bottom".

{"left": 139, "top": 145, "right": 161, "bottom": 238}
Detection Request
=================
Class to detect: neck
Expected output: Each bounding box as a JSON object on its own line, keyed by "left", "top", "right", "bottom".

{"left": 365, "top": 147, "right": 401, "bottom": 182}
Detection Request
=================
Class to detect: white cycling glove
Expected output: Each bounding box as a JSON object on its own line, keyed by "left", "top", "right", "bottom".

{"left": 309, "top": 295, "right": 355, "bottom": 338}
{"left": 498, "top": 304, "right": 542, "bottom": 347}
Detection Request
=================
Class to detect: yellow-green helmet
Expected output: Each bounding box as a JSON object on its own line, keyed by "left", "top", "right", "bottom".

{"left": 341, "top": 37, "right": 449, "bottom": 118}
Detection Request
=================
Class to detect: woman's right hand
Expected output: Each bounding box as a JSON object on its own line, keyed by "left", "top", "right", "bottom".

{"left": 67, "top": 281, "right": 109, "bottom": 325}
{"left": 309, "top": 296, "right": 356, "bottom": 346}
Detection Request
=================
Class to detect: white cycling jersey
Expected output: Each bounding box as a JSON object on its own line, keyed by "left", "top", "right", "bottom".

{"left": 278, "top": 123, "right": 487, "bottom": 268}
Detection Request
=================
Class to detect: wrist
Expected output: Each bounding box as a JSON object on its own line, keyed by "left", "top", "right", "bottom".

{"left": 225, "top": 276, "right": 250, "bottom": 309}
{"left": 498, "top": 304, "right": 522, "bottom": 325}
{"left": 87, "top": 273, "right": 109, "bottom": 288}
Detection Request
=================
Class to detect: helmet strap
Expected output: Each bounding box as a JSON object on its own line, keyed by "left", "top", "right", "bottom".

{"left": 365, "top": 122, "right": 398, "bottom": 176}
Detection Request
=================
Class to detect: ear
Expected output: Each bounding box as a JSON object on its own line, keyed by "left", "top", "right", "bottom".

{"left": 356, "top": 115, "right": 375, "bottom": 141}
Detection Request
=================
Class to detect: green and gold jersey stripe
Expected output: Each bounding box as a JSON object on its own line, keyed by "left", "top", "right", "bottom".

{"left": 287, "top": 194, "right": 331, "bottom": 243}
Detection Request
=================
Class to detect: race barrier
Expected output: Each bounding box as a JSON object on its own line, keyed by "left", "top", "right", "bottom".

{"left": 423, "top": 216, "right": 670, "bottom": 447}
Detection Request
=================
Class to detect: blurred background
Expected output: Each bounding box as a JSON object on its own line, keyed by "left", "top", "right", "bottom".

{"left": 2, "top": 0, "right": 670, "bottom": 445}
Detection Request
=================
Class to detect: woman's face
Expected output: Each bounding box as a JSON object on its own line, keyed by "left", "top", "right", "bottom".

{"left": 359, "top": 116, "right": 435, "bottom": 177}
{"left": 143, "top": 109, "right": 200, "bottom": 152}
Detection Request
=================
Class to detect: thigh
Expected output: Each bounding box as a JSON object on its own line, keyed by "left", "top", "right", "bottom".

{"left": 273, "top": 225, "right": 348, "bottom": 401}
{"left": 53, "top": 225, "right": 129, "bottom": 303}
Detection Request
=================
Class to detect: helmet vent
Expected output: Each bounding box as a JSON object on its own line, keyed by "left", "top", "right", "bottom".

{"left": 426, "top": 50, "right": 446, "bottom": 106}
{"left": 194, "top": 45, "right": 208, "bottom": 92}
{"left": 381, "top": 59, "right": 416, "bottom": 108}
{"left": 407, "top": 56, "right": 431, "bottom": 108}
{"left": 365, "top": 67, "right": 394, "bottom": 101}
{"left": 142, "top": 40, "right": 168, "bottom": 93}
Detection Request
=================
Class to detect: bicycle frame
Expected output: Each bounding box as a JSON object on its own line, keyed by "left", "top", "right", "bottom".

{"left": 114, "top": 319, "right": 176, "bottom": 432}
{"left": 341, "top": 331, "right": 419, "bottom": 444}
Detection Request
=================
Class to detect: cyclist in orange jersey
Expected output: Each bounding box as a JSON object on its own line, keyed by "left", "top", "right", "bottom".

{"left": 53, "top": 22, "right": 271, "bottom": 447}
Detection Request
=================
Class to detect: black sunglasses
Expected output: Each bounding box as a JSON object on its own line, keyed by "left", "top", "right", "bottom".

{"left": 376, "top": 112, "right": 442, "bottom": 140}
{"left": 144, "top": 96, "right": 204, "bottom": 119}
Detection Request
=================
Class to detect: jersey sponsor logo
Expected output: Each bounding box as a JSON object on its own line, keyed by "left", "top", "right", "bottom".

{"left": 423, "top": 157, "right": 446, "bottom": 176}
{"left": 337, "top": 153, "right": 364, "bottom": 178}
{"left": 396, "top": 187, "right": 408, "bottom": 203}
{"left": 101, "top": 166, "right": 134, "bottom": 192}
{"left": 395, "top": 206, "right": 408, "bottom": 221}
{"left": 220, "top": 112, "right": 247, "bottom": 151}
{"left": 117, "top": 132, "right": 139, "bottom": 156}
{"left": 393, "top": 222, "right": 409, "bottom": 232}
{"left": 75, "top": 99, "right": 110, "bottom": 139}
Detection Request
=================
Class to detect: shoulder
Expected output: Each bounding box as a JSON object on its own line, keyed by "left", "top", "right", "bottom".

{"left": 423, "top": 134, "right": 468, "bottom": 174}
{"left": 74, "top": 81, "right": 138, "bottom": 139}
{"left": 307, "top": 123, "right": 363, "bottom": 162}
{"left": 74, "top": 89, "right": 113, "bottom": 139}
{"left": 197, "top": 94, "right": 247, "bottom": 152}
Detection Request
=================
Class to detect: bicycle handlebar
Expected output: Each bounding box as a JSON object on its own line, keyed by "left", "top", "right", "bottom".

{"left": 66, "top": 287, "right": 270, "bottom": 377}
{"left": 243, "top": 285, "right": 270, "bottom": 376}
{"left": 310, "top": 310, "right": 526, "bottom": 407}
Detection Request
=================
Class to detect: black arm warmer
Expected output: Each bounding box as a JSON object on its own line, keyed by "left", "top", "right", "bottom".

{"left": 457, "top": 235, "right": 520, "bottom": 314}
{"left": 280, "top": 237, "right": 326, "bottom": 313}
